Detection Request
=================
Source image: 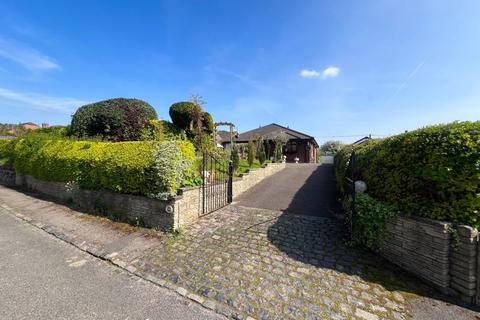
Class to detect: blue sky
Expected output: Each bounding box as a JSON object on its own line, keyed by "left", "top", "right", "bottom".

{"left": 0, "top": 1, "right": 479, "bottom": 144}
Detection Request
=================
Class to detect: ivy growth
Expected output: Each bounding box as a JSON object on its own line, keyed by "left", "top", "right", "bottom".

{"left": 352, "top": 194, "right": 399, "bottom": 251}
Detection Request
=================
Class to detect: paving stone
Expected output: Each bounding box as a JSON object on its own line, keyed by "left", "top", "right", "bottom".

{"left": 135, "top": 205, "right": 417, "bottom": 320}
{"left": 355, "top": 308, "right": 379, "bottom": 320}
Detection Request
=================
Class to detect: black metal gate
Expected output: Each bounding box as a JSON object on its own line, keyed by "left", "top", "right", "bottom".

{"left": 201, "top": 151, "right": 233, "bottom": 215}
{"left": 344, "top": 150, "right": 357, "bottom": 240}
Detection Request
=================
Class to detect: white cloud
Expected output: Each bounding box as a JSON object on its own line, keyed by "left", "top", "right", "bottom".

{"left": 0, "top": 37, "right": 60, "bottom": 71}
{"left": 300, "top": 66, "right": 340, "bottom": 79}
{"left": 322, "top": 66, "right": 340, "bottom": 79}
{"left": 0, "top": 87, "right": 86, "bottom": 114}
{"left": 300, "top": 69, "right": 320, "bottom": 78}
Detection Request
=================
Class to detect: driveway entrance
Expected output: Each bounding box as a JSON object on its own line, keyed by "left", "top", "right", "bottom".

{"left": 235, "top": 163, "right": 339, "bottom": 217}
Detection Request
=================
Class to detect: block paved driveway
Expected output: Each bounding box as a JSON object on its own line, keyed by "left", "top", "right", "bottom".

{"left": 136, "top": 164, "right": 478, "bottom": 319}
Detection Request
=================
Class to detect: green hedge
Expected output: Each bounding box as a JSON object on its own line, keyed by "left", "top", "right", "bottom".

{"left": 11, "top": 137, "right": 195, "bottom": 197}
{"left": 0, "top": 139, "right": 15, "bottom": 164}
{"left": 335, "top": 121, "right": 480, "bottom": 226}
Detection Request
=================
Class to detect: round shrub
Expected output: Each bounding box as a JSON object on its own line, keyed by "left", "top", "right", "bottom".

{"left": 169, "top": 101, "right": 202, "bottom": 133}
{"left": 69, "top": 98, "right": 158, "bottom": 141}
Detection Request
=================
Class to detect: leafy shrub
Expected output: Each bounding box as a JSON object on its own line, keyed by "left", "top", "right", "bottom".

{"left": 151, "top": 140, "right": 196, "bottom": 197}
{"left": 202, "top": 112, "right": 214, "bottom": 134}
{"left": 193, "top": 132, "right": 215, "bottom": 152}
{"left": 69, "top": 98, "right": 158, "bottom": 141}
{"left": 352, "top": 194, "right": 399, "bottom": 251}
{"left": 0, "top": 139, "right": 15, "bottom": 164}
{"left": 11, "top": 136, "right": 195, "bottom": 197}
{"left": 169, "top": 101, "right": 202, "bottom": 133}
{"left": 28, "top": 125, "right": 69, "bottom": 138}
{"left": 161, "top": 120, "right": 184, "bottom": 139}
{"left": 335, "top": 121, "right": 480, "bottom": 226}
{"left": 139, "top": 120, "right": 165, "bottom": 141}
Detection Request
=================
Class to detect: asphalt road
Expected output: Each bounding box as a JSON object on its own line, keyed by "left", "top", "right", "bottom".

{"left": 0, "top": 208, "right": 222, "bottom": 320}
{"left": 235, "top": 163, "right": 340, "bottom": 217}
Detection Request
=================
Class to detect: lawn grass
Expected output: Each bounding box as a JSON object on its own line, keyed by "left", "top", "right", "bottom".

{"left": 236, "top": 159, "right": 270, "bottom": 176}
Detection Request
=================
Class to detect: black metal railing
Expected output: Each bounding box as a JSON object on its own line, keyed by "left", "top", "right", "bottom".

{"left": 344, "top": 150, "right": 357, "bottom": 240}
{"left": 201, "top": 151, "right": 233, "bottom": 215}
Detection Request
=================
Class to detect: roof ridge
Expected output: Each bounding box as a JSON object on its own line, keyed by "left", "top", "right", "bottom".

{"left": 269, "top": 123, "right": 314, "bottom": 139}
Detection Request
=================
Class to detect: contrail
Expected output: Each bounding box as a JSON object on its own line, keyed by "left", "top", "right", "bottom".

{"left": 387, "top": 59, "right": 426, "bottom": 104}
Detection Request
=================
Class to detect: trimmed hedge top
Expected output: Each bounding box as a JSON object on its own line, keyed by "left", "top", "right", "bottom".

{"left": 69, "top": 98, "right": 158, "bottom": 141}
{"left": 10, "top": 136, "right": 195, "bottom": 197}
{"left": 334, "top": 121, "right": 480, "bottom": 226}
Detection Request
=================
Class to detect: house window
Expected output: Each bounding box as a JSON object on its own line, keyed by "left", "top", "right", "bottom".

{"left": 285, "top": 141, "right": 297, "bottom": 153}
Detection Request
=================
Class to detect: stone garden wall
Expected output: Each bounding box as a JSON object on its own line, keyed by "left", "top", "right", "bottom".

{"left": 0, "top": 162, "right": 286, "bottom": 231}
{"left": 13, "top": 173, "right": 175, "bottom": 230}
{"left": 381, "top": 215, "right": 479, "bottom": 305}
{"left": 0, "top": 165, "right": 16, "bottom": 187}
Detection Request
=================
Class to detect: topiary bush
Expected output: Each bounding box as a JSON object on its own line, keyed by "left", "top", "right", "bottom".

{"left": 169, "top": 101, "right": 202, "bottom": 133}
{"left": 335, "top": 121, "right": 480, "bottom": 226}
{"left": 69, "top": 98, "right": 158, "bottom": 141}
{"left": 10, "top": 136, "right": 195, "bottom": 197}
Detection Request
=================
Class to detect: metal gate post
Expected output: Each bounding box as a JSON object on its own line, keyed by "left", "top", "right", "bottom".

{"left": 202, "top": 151, "right": 206, "bottom": 215}
{"left": 227, "top": 160, "right": 233, "bottom": 203}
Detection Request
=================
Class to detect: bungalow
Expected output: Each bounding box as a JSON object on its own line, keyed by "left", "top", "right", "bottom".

{"left": 219, "top": 123, "right": 319, "bottom": 163}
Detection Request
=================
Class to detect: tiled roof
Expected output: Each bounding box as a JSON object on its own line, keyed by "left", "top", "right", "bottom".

{"left": 238, "top": 123, "right": 313, "bottom": 140}
{"left": 221, "top": 123, "right": 318, "bottom": 147}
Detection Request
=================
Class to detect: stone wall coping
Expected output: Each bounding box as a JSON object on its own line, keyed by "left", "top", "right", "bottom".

{"left": 456, "top": 224, "right": 479, "bottom": 237}
{"left": 177, "top": 162, "right": 286, "bottom": 193}
{"left": 177, "top": 186, "right": 201, "bottom": 194}
{"left": 398, "top": 214, "right": 453, "bottom": 229}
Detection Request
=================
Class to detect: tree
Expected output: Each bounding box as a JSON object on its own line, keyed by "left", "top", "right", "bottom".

{"left": 273, "top": 131, "right": 288, "bottom": 162}
{"left": 231, "top": 145, "right": 240, "bottom": 172}
{"left": 320, "top": 140, "right": 344, "bottom": 155}
{"left": 247, "top": 138, "right": 256, "bottom": 167}
{"left": 258, "top": 142, "right": 266, "bottom": 165}
{"left": 189, "top": 94, "right": 206, "bottom": 136}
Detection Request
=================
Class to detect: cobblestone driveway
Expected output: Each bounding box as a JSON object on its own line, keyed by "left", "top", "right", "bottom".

{"left": 136, "top": 205, "right": 423, "bottom": 320}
